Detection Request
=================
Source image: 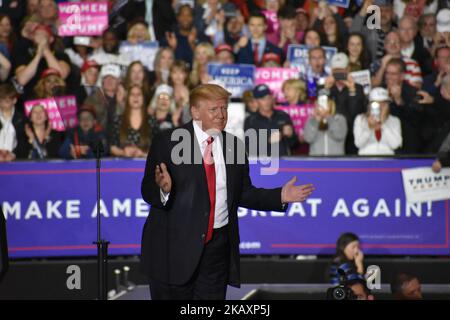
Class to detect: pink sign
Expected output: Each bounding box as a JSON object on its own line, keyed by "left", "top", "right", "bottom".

{"left": 255, "top": 67, "right": 299, "bottom": 102}
{"left": 58, "top": 2, "right": 109, "bottom": 36}
{"left": 25, "top": 96, "right": 78, "bottom": 132}
{"left": 262, "top": 10, "right": 279, "bottom": 34}
{"left": 275, "top": 104, "right": 315, "bottom": 137}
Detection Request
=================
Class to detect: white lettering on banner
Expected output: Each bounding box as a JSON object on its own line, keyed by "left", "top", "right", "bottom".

{"left": 2, "top": 198, "right": 432, "bottom": 220}
{"left": 67, "top": 200, "right": 81, "bottom": 219}
{"left": 60, "top": 3, "right": 108, "bottom": 14}
{"left": 47, "top": 200, "right": 63, "bottom": 219}
{"left": 113, "top": 199, "right": 131, "bottom": 217}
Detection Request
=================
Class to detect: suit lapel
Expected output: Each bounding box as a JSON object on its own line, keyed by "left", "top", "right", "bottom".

{"left": 220, "top": 132, "right": 235, "bottom": 211}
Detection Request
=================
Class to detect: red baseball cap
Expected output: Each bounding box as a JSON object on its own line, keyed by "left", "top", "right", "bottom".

{"left": 33, "top": 24, "right": 54, "bottom": 38}
{"left": 40, "top": 68, "right": 61, "bottom": 79}
{"left": 261, "top": 52, "right": 281, "bottom": 65}
{"left": 215, "top": 44, "right": 233, "bottom": 55}
{"left": 81, "top": 60, "right": 100, "bottom": 73}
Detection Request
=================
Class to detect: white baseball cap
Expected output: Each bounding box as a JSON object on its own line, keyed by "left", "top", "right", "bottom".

{"left": 330, "top": 52, "right": 349, "bottom": 70}
{"left": 100, "top": 64, "right": 121, "bottom": 79}
{"left": 73, "top": 36, "right": 91, "bottom": 46}
{"left": 154, "top": 84, "right": 173, "bottom": 97}
{"left": 437, "top": 9, "right": 450, "bottom": 33}
{"left": 369, "top": 87, "right": 391, "bottom": 102}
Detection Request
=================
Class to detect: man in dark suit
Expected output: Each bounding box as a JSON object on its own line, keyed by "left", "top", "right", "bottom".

{"left": 141, "top": 84, "right": 315, "bottom": 300}
{"left": 235, "top": 12, "right": 283, "bottom": 66}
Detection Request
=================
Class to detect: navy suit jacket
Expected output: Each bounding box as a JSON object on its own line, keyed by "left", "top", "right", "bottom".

{"left": 140, "top": 121, "right": 285, "bottom": 287}
{"left": 236, "top": 39, "right": 284, "bottom": 65}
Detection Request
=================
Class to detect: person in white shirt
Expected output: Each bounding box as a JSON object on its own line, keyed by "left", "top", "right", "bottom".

{"left": 354, "top": 87, "right": 402, "bottom": 155}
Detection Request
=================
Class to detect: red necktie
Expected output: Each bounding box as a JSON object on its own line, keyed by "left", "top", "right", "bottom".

{"left": 253, "top": 42, "right": 259, "bottom": 66}
{"left": 375, "top": 129, "right": 382, "bottom": 142}
{"left": 203, "top": 136, "right": 215, "bottom": 244}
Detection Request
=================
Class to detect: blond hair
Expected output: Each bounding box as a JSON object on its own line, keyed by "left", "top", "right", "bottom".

{"left": 189, "top": 84, "right": 231, "bottom": 108}
{"left": 189, "top": 42, "right": 215, "bottom": 87}
{"left": 282, "top": 79, "right": 307, "bottom": 103}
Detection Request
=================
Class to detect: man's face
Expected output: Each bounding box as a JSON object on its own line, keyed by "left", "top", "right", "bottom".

{"left": 39, "top": 0, "right": 57, "bottom": 21}
{"left": 421, "top": 15, "right": 437, "bottom": 37}
{"left": 384, "top": 32, "right": 401, "bottom": 55}
{"left": 256, "top": 95, "right": 274, "bottom": 113}
{"left": 177, "top": 6, "right": 194, "bottom": 30}
{"left": 84, "top": 67, "right": 99, "bottom": 86}
{"left": 309, "top": 49, "right": 326, "bottom": 74}
{"left": 27, "top": 0, "right": 39, "bottom": 15}
{"left": 78, "top": 111, "right": 95, "bottom": 132}
{"left": 385, "top": 64, "right": 404, "bottom": 87}
{"left": 217, "top": 51, "right": 234, "bottom": 65}
{"left": 102, "top": 76, "right": 119, "bottom": 93}
{"left": 103, "top": 31, "right": 118, "bottom": 53}
{"left": 380, "top": 5, "right": 393, "bottom": 26}
{"left": 399, "top": 18, "right": 417, "bottom": 44}
{"left": 436, "top": 48, "right": 450, "bottom": 71}
{"left": 0, "top": 96, "right": 16, "bottom": 111}
{"left": 248, "top": 17, "right": 267, "bottom": 40}
{"left": 191, "top": 98, "right": 228, "bottom": 133}
{"left": 401, "top": 279, "right": 423, "bottom": 300}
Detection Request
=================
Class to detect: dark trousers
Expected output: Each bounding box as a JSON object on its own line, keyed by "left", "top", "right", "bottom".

{"left": 149, "top": 225, "right": 230, "bottom": 300}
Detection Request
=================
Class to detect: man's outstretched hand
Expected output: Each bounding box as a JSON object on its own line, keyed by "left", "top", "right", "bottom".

{"left": 155, "top": 163, "right": 172, "bottom": 194}
{"left": 281, "top": 176, "right": 315, "bottom": 204}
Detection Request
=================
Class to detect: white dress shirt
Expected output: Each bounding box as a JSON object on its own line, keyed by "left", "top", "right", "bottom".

{"left": 0, "top": 109, "right": 17, "bottom": 152}
{"left": 160, "top": 121, "right": 229, "bottom": 228}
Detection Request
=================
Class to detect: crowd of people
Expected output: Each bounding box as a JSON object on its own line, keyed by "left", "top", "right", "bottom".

{"left": 0, "top": 0, "right": 449, "bottom": 162}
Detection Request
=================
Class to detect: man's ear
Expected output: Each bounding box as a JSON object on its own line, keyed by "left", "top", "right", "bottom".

{"left": 190, "top": 106, "right": 199, "bottom": 120}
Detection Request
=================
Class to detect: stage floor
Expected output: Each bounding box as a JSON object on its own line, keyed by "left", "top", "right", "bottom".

{"left": 112, "top": 283, "right": 450, "bottom": 300}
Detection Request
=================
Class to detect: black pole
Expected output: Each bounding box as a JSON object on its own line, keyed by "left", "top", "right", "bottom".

{"left": 93, "top": 141, "right": 109, "bottom": 300}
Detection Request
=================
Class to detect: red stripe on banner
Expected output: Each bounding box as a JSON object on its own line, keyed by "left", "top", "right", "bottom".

{"left": 0, "top": 168, "right": 144, "bottom": 175}
{"left": 271, "top": 201, "right": 450, "bottom": 249}
{"left": 262, "top": 168, "right": 405, "bottom": 173}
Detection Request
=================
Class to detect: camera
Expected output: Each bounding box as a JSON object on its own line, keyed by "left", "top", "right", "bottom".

{"left": 333, "top": 72, "right": 347, "bottom": 81}
{"left": 326, "top": 268, "right": 357, "bottom": 300}
{"left": 370, "top": 102, "right": 381, "bottom": 122}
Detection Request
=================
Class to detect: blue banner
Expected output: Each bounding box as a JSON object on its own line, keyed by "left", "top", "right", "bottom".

{"left": 287, "top": 45, "right": 337, "bottom": 71}
{"left": 207, "top": 63, "right": 255, "bottom": 98}
{"left": 1, "top": 158, "right": 448, "bottom": 258}
{"left": 327, "top": 0, "right": 350, "bottom": 8}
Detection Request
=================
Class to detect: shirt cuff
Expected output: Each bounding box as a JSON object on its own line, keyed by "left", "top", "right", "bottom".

{"left": 160, "top": 189, "right": 170, "bottom": 206}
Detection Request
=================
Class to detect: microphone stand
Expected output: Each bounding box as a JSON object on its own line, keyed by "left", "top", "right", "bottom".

{"left": 93, "top": 141, "right": 109, "bottom": 300}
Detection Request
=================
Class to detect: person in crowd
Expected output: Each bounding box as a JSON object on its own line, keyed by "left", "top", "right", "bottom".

{"left": 324, "top": 53, "right": 366, "bottom": 155}
{"left": 123, "top": 61, "right": 152, "bottom": 106}
{"left": 393, "top": 0, "right": 438, "bottom": 23}
{"left": 164, "top": 4, "right": 203, "bottom": 67}
{"left": 419, "top": 13, "right": 438, "bottom": 53}
{"left": 422, "top": 74, "right": 450, "bottom": 153}
{"left": 36, "top": 0, "right": 59, "bottom": 31}
{"left": 350, "top": 0, "right": 396, "bottom": 62}
{"left": 281, "top": 79, "right": 307, "bottom": 106}
{"left": 304, "top": 92, "right": 347, "bottom": 156}
{"left": 301, "top": 28, "right": 323, "bottom": 47}
{"left": 345, "top": 32, "right": 371, "bottom": 72}
{"left": 110, "top": 85, "right": 152, "bottom": 158}
{"left": 14, "top": 24, "right": 71, "bottom": 101}
{"left": 384, "top": 58, "right": 431, "bottom": 154}
{"left": 76, "top": 60, "right": 100, "bottom": 106}
{"left": 90, "top": 28, "right": 129, "bottom": 67}
{"left": 32, "top": 68, "right": 67, "bottom": 99}
{"left": 64, "top": 36, "right": 94, "bottom": 69}
{"left": 302, "top": 46, "right": 329, "bottom": 100}
{"left": 313, "top": 10, "right": 348, "bottom": 52}
{"left": 213, "top": 9, "right": 248, "bottom": 48}
{"left": 244, "top": 84, "right": 298, "bottom": 157}
{"left": 126, "top": 20, "right": 153, "bottom": 44}
{"left": 260, "top": 52, "right": 282, "bottom": 67}
{"left": 0, "top": 49, "right": 11, "bottom": 82}
{"left": 422, "top": 46, "right": 450, "bottom": 95}
{"left": 235, "top": 12, "right": 283, "bottom": 66}
{"left": 150, "top": 47, "right": 175, "bottom": 91}
{"left": 0, "top": 83, "right": 25, "bottom": 161}
{"left": 189, "top": 42, "right": 215, "bottom": 87}
{"left": 0, "top": 14, "right": 15, "bottom": 56}
{"left": 169, "top": 60, "right": 191, "bottom": 126}
{"left": 398, "top": 15, "right": 433, "bottom": 76}
{"left": 84, "top": 63, "right": 124, "bottom": 143}
{"left": 391, "top": 273, "right": 423, "bottom": 300}
{"left": 20, "top": 103, "right": 62, "bottom": 160}
{"left": 242, "top": 89, "right": 258, "bottom": 117}
{"left": 371, "top": 31, "right": 423, "bottom": 89}
{"left": 148, "top": 84, "right": 176, "bottom": 134}
{"left": 354, "top": 87, "right": 402, "bottom": 156}
{"left": 214, "top": 43, "right": 235, "bottom": 65}
{"left": 347, "top": 278, "right": 375, "bottom": 300}
{"left": 59, "top": 105, "right": 108, "bottom": 160}
{"left": 295, "top": 8, "right": 310, "bottom": 34}
{"left": 328, "top": 232, "right": 365, "bottom": 286}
